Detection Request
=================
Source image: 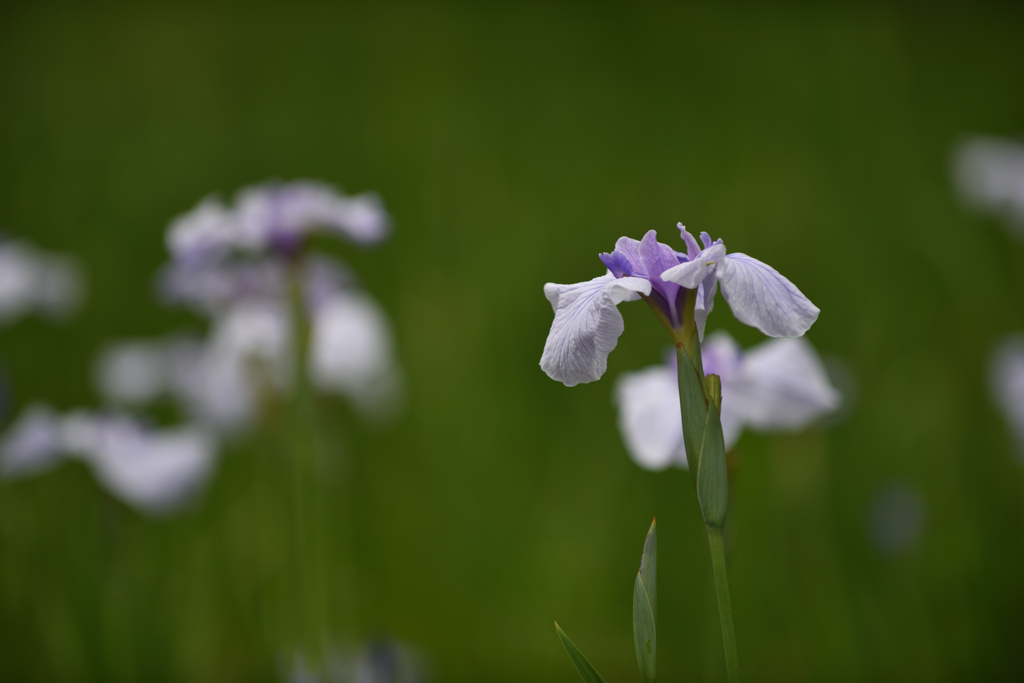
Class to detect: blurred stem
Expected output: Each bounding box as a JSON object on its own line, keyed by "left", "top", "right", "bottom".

{"left": 707, "top": 526, "right": 740, "bottom": 683}
{"left": 286, "top": 264, "right": 329, "bottom": 668}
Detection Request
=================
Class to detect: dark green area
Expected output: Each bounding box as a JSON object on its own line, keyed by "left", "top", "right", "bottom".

{"left": 2, "top": 2, "right": 1024, "bottom": 681}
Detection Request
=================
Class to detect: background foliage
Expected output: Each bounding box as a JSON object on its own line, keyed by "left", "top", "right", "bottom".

{"left": 2, "top": 2, "right": 1024, "bottom": 681}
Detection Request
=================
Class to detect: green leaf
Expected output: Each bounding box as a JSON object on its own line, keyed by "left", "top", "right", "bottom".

{"left": 696, "top": 398, "right": 728, "bottom": 529}
{"left": 675, "top": 345, "right": 709, "bottom": 474}
{"left": 632, "top": 519, "right": 657, "bottom": 683}
{"left": 554, "top": 622, "right": 608, "bottom": 683}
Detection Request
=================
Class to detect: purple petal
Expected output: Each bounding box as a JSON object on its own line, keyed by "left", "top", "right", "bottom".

{"left": 718, "top": 253, "right": 819, "bottom": 337}
{"left": 677, "top": 224, "right": 701, "bottom": 260}
{"left": 540, "top": 274, "right": 651, "bottom": 386}
{"left": 612, "top": 237, "right": 646, "bottom": 277}
{"left": 599, "top": 250, "right": 634, "bottom": 278}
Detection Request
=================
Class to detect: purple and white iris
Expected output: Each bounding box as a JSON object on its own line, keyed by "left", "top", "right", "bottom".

{"left": 154, "top": 181, "right": 402, "bottom": 420}
{"left": 167, "top": 180, "right": 390, "bottom": 261}
{"left": 614, "top": 331, "right": 840, "bottom": 470}
{"left": 541, "top": 225, "right": 820, "bottom": 386}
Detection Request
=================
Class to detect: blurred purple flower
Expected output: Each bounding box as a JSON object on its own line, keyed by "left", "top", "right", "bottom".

{"left": 541, "top": 225, "right": 819, "bottom": 387}
{"left": 167, "top": 180, "right": 390, "bottom": 262}
{"left": 614, "top": 331, "right": 839, "bottom": 470}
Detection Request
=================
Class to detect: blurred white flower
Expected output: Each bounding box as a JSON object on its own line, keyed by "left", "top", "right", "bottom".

{"left": 952, "top": 135, "right": 1024, "bottom": 236}
{"left": 989, "top": 334, "right": 1024, "bottom": 461}
{"left": 614, "top": 331, "right": 840, "bottom": 470}
{"left": 0, "top": 403, "right": 65, "bottom": 477}
{"left": 1, "top": 405, "right": 216, "bottom": 514}
{"left": 311, "top": 291, "right": 402, "bottom": 418}
{"left": 0, "top": 239, "right": 84, "bottom": 323}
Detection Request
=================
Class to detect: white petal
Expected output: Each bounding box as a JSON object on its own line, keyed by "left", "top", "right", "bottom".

{"left": 310, "top": 291, "right": 402, "bottom": 417}
{"left": 210, "top": 300, "right": 291, "bottom": 386}
{"left": 166, "top": 196, "right": 237, "bottom": 260}
{"left": 723, "top": 337, "right": 839, "bottom": 431}
{"left": 718, "top": 253, "right": 819, "bottom": 337}
{"left": 614, "top": 365, "right": 687, "bottom": 470}
{"left": 94, "top": 340, "right": 170, "bottom": 405}
{"left": 660, "top": 243, "right": 726, "bottom": 289}
{"left": 0, "top": 404, "right": 65, "bottom": 478}
{"left": 990, "top": 335, "right": 1024, "bottom": 460}
{"left": 540, "top": 275, "right": 651, "bottom": 387}
{"left": 88, "top": 423, "right": 216, "bottom": 515}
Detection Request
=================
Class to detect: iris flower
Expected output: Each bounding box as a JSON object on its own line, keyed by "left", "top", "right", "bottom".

{"left": 615, "top": 331, "right": 840, "bottom": 470}
{"left": 541, "top": 225, "right": 820, "bottom": 386}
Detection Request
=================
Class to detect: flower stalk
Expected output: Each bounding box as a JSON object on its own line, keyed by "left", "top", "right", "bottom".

{"left": 675, "top": 287, "right": 740, "bottom": 682}
{"left": 285, "top": 263, "right": 330, "bottom": 669}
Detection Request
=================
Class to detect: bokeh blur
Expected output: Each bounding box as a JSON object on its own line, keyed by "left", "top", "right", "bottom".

{"left": 2, "top": 2, "right": 1024, "bottom": 681}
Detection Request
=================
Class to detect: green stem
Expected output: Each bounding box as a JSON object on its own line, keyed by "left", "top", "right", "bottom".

{"left": 286, "top": 264, "right": 329, "bottom": 668}
{"left": 706, "top": 526, "right": 740, "bottom": 683}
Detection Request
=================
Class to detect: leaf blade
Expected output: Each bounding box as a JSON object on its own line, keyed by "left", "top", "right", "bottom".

{"left": 555, "top": 622, "right": 609, "bottom": 683}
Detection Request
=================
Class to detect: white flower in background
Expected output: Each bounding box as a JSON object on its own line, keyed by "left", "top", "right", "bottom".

{"left": 0, "top": 403, "right": 65, "bottom": 477}
{"left": 1, "top": 406, "right": 216, "bottom": 514}
{"left": 98, "top": 270, "right": 401, "bottom": 427}
{"left": 155, "top": 181, "right": 402, "bottom": 423}
{"left": 0, "top": 239, "right": 84, "bottom": 323}
{"left": 614, "top": 331, "right": 840, "bottom": 470}
{"left": 989, "top": 335, "right": 1024, "bottom": 461}
{"left": 311, "top": 290, "right": 402, "bottom": 418}
{"left": 953, "top": 135, "right": 1024, "bottom": 236}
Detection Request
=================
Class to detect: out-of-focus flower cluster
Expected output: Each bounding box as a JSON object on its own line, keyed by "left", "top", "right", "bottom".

{"left": 2, "top": 180, "right": 401, "bottom": 515}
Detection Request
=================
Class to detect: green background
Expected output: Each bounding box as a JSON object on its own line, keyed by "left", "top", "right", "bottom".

{"left": 2, "top": 2, "right": 1024, "bottom": 681}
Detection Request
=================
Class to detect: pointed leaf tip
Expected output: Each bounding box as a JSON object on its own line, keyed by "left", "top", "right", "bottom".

{"left": 555, "top": 622, "right": 608, "bottom": 683}
{"left": 633, "top": 520, "right": 657, "bottom": 683}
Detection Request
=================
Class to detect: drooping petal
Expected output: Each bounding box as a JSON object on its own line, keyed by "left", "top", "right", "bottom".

{"left": 717, "top": 253, "right": 819, "bottom": 337}
{"left": 541, "top": 274, "right": 651, "bottom": 386}
{"left": 724, "top": 337, "right": 839, "bottom": 431}
{"left": 87, "top": 420, "right": 217, "bottom": 515}
{"left": 660, "top": 243, "right": 726, "bottom": 289}
{"left": 614, "top": 365, "right": 687, "bottom": 470}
